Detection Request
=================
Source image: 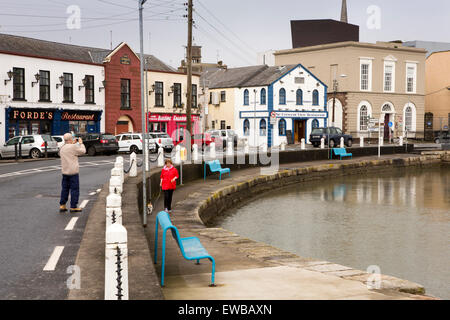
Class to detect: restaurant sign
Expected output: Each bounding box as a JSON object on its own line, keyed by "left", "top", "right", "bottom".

{"left": 61, "top": 111, "right": 97, "bottom": 121}
{"left": 10, "top": 109, "right": 54, "bottom": 120}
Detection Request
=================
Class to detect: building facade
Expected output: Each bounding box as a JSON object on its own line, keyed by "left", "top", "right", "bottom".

{"left": 425, "top": 51, "right": 450, "bottom": 132}
{"left": 275, "top": 41, "right": 427, "bottom": 139}
{"left": 0, "top": 34, "right": 106, "bottom": 145}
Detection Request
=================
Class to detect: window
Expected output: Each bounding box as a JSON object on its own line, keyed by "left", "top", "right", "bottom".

{"left": 259, "top": 119, "right": 267, "bottom": 136}
{"left": 211, "top": 121, "right": 215, "bottom": 129}
{"left": 359, "top": 105, "right": 368, "bottom": 131}
{"left": 405, "top": 107, "right": 413, "bottom": 131}
{"left": 279, "top": 88, "right": 286, "bottom": 105}
{"left": 85, "top": 75, "right": 94, "bottom": 104}
{"left": 260, "top": 88, "right": 266, "bottom": 105}
{"left": 13, "top": 67, "right": 25, "bottom": 100}
{"left": 220, "top": 91, "right": 226, "bottom": 102}
{"left": 243, "top": 119, "right": 250, "bottom": 136}
{"left": 120, "top": 79, "right": 130, "bottom": 109}
{"left": 360, "top": 59, "right": 372, "bottom": 91}
{"left": 192, "top": 84, "right": 197, "bottom": 108}
{"left": 155, "top": 81, "right": 163, "bottom": 107}
{"left": 296, "top": 89, "right": 303, "bottom": 105}
{"left": 243, "top": 89, "right": 249, "bottom": 106}
{"left": 63, "top": 73, "right": 73, "bottom": 102}
{"left": 278, "top": 119, "right": 286, "bottom": 136}
{"left": 383, "top": 62, "right": 395, "bottom": 92}
{"left": 173, "top": 83, "right": 182, "bottom": 107}
{"left": 406, "top": 63, "right": 417, "bottom": 93}
{"left": 220, "top": 120, "right": 226, "bottom": 130}
{"left": 312, "top": 90, "right": 319, "bottom": 106}
{"left": 39, "top": 70, "right": 50, "bottom": 101}
{"left": 312, "top": 119, "right": 319, "bottom": 129}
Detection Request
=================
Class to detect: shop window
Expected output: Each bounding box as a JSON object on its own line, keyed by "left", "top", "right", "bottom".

{"left": 121, "top": 79, "right": 131, "bottom": 109}
{"left": 155, "top": 81, "right": 163, "bottom": 107}
{"left": 13, "top": 68, "right": 25, "bottom": 100}
{"left": 63, "top": 73, "right": 73, "bottom": 103}
{"left": 85, "top": 75, "right": 95, "bottom": 104}
{"left": 278, "top": 119, "right": 286, "bottom": 136}
{"left": 39, "top": 70, "right": 50, "bottom": 102}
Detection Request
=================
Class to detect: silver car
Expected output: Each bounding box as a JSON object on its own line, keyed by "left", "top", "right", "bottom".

{"left": 149, "top": 132, "right": 174, "bottom": 152}
{"left": 0, "top": 134, "right": 59, "bottom": 159}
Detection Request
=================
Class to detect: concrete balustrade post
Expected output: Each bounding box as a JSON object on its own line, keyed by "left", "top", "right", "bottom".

{"left": 114, "top": 162, "right": 124, "bottom": 184}
{"left": 281, "top": 142, "right": 286, "bottom": 151}
{"left": 244, "top": 140, "right": 249, "bottom": 154}
{"left": 399, "top": 136, "right": 404, "bottom": 146}
{"left": 157, "top": 147, "right": 164, "bottom": 167}
{"left": 174, "top": 145, "right": 181, "bottom": 164}
{"left": 360, "top": 136, "right": 364, "bottom": 148}
{"left": 105, "top": 224, "right": 128, "bottom": 300}
{"left": 320, "top": 138, "right": 325, "bottom": 149}
{"left": 192, "top": 144, "right": 199, "bottom": 162}
{"left": 226, "top": 141, "right": 233, "bottom": 156}
{"left": 301, "top": 139, "right": 306, "bottom": 150}
{"left": 340, "top": 137, "right": 345, "bottom": 148}
{"left": 106, "top": 192, "right": 122, "bottom": 227}
{"left": 209, "top": 142, "right": 216, "bottom": 159}
{"left": 109, "top": 175, "right": 123, "bottom": 194}
{"left": 379, "top": 136, "right": 384, "bottom": 147}
{"left": 129, "top": 152, "right": 137, "bottom": 177}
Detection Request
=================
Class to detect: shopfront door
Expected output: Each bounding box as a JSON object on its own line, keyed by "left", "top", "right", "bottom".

{"left": 294, "top": 120, "right": 306, "bottom": 143}
{"left": 176, "top": 123, "right": 186, "bottom": 144}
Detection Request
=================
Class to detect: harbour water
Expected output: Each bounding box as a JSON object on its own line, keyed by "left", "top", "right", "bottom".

{"left": 215, "top": 165, "right": 450, "bottom": 299}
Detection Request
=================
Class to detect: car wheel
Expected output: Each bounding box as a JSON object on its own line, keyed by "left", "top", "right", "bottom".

{"left": 87, "top": 146, "right": 96, "bottom": 156}
{"left": 30, "top": 148, "right": 41, "bottom": 159}
{"left": 329, "top": 139, "right": 336, "bottom": 148}
{"left": 346, "top": 139, "right": 353, "bottom": 148}
{"left": 130, "top": 145, "right": 139, "bottom": 154}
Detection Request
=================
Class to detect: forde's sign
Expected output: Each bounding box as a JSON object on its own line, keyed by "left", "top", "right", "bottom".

{"left": 11, "top": 109, "right": 54, "bottom": 120}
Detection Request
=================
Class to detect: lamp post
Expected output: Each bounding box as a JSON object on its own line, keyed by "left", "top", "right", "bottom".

{"left": 331, "top": 74, "right": 347, "bottom": 128}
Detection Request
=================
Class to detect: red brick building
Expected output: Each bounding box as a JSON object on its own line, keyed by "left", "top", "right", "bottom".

{"left": 103, "top": 42, "right": 142, "bottom": 135}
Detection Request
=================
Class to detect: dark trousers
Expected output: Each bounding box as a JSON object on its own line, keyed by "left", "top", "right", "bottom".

{"left": 60, "top": 174, "right": 80, "bottom": 209}
{"left": 163, "top": 189, "right": 174, "bottom": 211}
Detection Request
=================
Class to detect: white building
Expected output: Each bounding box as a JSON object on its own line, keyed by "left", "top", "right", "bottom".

{"left": 0, "top": 34, "right": 106, "bottom": 145}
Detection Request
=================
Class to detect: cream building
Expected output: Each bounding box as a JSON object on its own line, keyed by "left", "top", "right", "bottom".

{"left": 425, "top": 51, "right": 450, "bottom": 132}
{"left": 275, "top": 41, "right": 427, "bottom": 140}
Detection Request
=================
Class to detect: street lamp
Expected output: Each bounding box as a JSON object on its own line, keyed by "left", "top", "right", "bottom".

{"left": 31, "top": 73, "right": 40, "bottom": 87}
{"left": 331, "top": 74, "right": 347, "bottom": 128}
{"left": 4, "top": 70, "right": 13, "bottom": 85}
{"left": 56, "top": 75, "right": 65, "bottom": 89}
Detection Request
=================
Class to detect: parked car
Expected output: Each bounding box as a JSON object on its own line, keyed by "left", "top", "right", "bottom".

{"left": 191, "top": 133, "right": 215, "bottom": 151}
{"left": 310, "top": 127, "right": 353, "bottom": 148}
{"left": 75, "top": 133, "right": 119, "bottom": 156}
{"left": 208, "top": 129, "right": 238, "bottom": 148}
{"left": 207, "top": 130, "right": 228, "bottom": 149}
{"left": 434, "top": 131, "right": 450, "bottom": 144}
{"left": 149, "top": 132, "right": 174, "bottom": 153}
{"left": 116, "top": 133, "right": 156, "bottom": 154}
{"left": 0, "top": 134, "right": 59, "bottom": 159}
{"left": 52, "top": 135, "right": 65, "bottom": 149}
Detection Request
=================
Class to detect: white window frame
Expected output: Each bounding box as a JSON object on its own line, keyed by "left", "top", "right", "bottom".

{"left": 383, "top": 60, "right": 396, "bottom": 93}
{"left": 405, "top": 62, "right": 417, "bottom": 94}
{"left": 359, "top": 58, "right": 373, "bottom": 92}
{"left": 357, "top": 100, "right": 373, "bottom": 132}
{"left": 403, "top": 102, "right": 416, "bottom": 134}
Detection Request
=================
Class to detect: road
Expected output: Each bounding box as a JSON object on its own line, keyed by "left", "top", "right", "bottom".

{"left": 0, "top": 154, "right": 134, "bottom": 299}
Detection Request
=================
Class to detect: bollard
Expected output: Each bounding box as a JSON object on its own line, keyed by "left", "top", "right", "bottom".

{"left": 157, "top": 147, "right": 164, "bottom": 167}
{"left": 18, "top": 142, "right": 22, "bottom": 159}
{"left": 116, "top": 156, "right": 124, "bottom": 164}
{"left": 340, "top": 137, "right": 345, "bottom": 148}
{"left": 44, "top": 141, "right": 48, "bottom": 158}
{"left": 379, "top": 136, "right": 384, "bottom": 147}
{"left": 360, "top": 136, "right": 364, "bottom": 148}
{"left": 281, "top": 142, "right": 286, "bottom": 151}
{"left": 261, "top": 143, "right": 268, "bottom": 153}
{"left": 399, "top": 136, "right": 404, "bottom": 146}
{"left": 114, "top": 161, "right": 124, "bottom": 183}
{"left": 174, "top": 145, "right": 181, "bottom": 165}
{"left": 226, "top": 141, "right": 233, "bottom": 156}
{"left": 105, "top": 223, "right": 129, "bottom": 300}
{"left": 320, "top": 138, "right": 325, "bottom": 149}
{"left": 301, "top": 139, "right": 306, "bottom": 150}
{"left": 109, "top": 175, "right": 123, "bottom": 194}
{"left": 106, "top": 192, "right": 122, "bottom": 227}
{"left": 244, "top": 140, "right": 249, "bottom": 154}
{"left": 192, "top": 144, "right": 199, "bottom": 162}
{"left": 209, "top": 142, "right": 216, "bottom": 159}
{"left": 129, "top": 152, "right": 137, "bottom": 177}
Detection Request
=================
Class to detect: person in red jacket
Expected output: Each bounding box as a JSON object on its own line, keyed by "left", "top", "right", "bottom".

{"left": 160, "top": 159, "right": 179, "bottom": 213}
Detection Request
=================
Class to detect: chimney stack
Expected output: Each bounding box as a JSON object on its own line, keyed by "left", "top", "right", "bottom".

{"left": 341, "top": 0, "right": 348, "bottom": 23}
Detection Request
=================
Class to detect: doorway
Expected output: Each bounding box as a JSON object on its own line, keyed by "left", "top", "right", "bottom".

{"left": 384, "top": 113, "right": 391, "bottom": 140}
{"left": 294, "top": 120, "right": 306, "bottom": 143}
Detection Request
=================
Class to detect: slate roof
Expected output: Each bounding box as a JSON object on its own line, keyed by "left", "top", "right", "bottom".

{"left": 202, "top": 64, "right": 301, "bottom": 89}
{"left": 0, "top": 33, "right": 176, "bottom": 72}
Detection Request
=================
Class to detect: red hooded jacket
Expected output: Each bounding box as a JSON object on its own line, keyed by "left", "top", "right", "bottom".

{"left": 160, "top": 165, "right": 179, "bottom": 190}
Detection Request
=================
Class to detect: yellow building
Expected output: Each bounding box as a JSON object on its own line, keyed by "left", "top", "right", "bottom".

{"left": 425, "top": 51, "right": 450, "bottom": 132}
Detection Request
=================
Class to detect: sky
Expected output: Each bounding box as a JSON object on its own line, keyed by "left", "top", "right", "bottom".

{"left": 0, "top": 0, "right": 449, "bottom": 69}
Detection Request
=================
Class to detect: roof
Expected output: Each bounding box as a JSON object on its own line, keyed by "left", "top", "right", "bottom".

{"left": 0, "top": 33, "right": 176, "bottom": 72}
{"left": 243, "top": 65, "right": 299, "bottom": 87}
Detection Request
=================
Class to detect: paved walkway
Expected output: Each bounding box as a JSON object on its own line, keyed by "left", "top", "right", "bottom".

{"left": 144, "top": 153, "right": 440, "bottom": 300}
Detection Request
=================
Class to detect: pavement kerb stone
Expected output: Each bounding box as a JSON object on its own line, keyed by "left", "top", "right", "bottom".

{"left": 187, "top": 154, "right": 445, "bottom": 297}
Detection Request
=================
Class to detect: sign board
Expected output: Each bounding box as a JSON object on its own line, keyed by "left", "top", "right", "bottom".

{"left": 270, "top": 111, "right": 277, "bottom": 125}
{"left": 10, "top": 109, "right": 54, "bottom": 121}
{"left": 120, "top": 55, "right": 131, "bottom": 65}
{"left": 388, "top": 122, "right": 393, "bottom": 128}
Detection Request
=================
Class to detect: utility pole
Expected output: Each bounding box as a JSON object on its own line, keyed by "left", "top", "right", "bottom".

{"left": 139, "top": 0, "right": 148, "bottom": 227}
{"left": 186, "top": 0, "right": 193, "bottom": 137}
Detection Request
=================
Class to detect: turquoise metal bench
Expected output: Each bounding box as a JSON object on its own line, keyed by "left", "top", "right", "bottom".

{"left": 204, "top": 159, "right": 231, "bottom": 180}
{"left": 154, "top": 211, "right": 216, "bottom": 287}
{"left": 332, "top": 148, "right": 353, "bottom": 160}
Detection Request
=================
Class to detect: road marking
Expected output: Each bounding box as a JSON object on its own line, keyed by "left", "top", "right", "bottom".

{"left": 43, "top": 246, "right": 64, "bottom": 271}
{"left": 64, "top": 217, "right": 79, "bottom": 231}
{"left": 80, "top": 200, "right": 89, "bottom": 209}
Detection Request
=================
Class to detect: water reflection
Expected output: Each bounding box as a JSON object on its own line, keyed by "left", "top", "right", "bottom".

{"left": 216, "top": 165, "right": 450, "bottom": 299}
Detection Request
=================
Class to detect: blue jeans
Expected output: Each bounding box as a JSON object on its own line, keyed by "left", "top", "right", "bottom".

{"left": 60, "top": 174, "right": 80, "bottom": 209}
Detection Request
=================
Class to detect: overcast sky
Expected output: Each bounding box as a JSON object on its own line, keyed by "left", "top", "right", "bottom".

{"left": 1, "top": 0, "right": 449, "bottom": 68}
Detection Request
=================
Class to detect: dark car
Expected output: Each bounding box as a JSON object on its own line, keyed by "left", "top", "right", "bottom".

{"left": 75, "top": 133, "right": 119, "bottom": 156}
{"left": 434, "top": 131, "right": 450, "bottom": 144}
{"left": 310, "top": 127, "right": 353, "bottom": 148}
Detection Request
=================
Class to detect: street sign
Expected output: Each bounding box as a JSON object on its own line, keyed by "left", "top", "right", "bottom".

{"left": 270, "top": 111, "right": 277, "bottom": 125}
{"left": 388, "top": 122, "right": 393, "bottom": 128}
